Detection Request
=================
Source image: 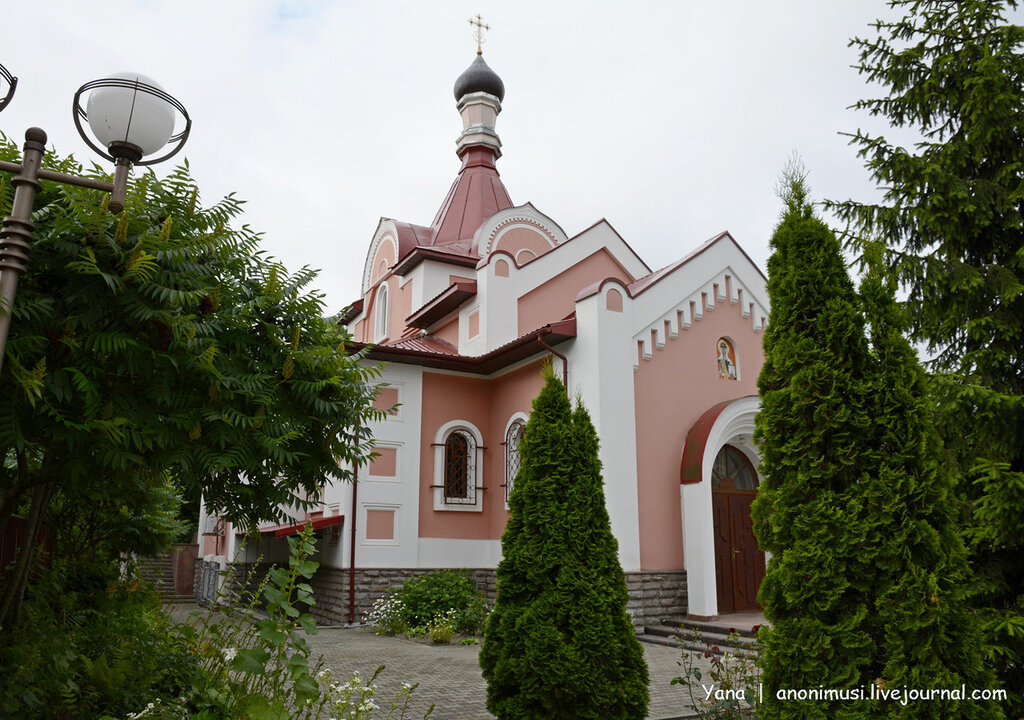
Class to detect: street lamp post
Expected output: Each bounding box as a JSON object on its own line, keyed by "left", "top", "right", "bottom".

{"left": 0, "top": 64, "right": 190, "bottom": 374}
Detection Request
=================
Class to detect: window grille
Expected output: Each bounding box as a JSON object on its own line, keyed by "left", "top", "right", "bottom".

{"left": 504, "top": 420, "right": 525, "bottom": 504}
{"left": 444, "top": 429, "right": 477, "bottom": 504}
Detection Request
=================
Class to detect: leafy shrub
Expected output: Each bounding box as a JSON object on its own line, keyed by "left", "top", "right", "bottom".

{"left": 365, "top": 569, "right": 490, "bottom": 637}
{"left": 399, "top": 570, "right": 485, "bottom": 631}
{"left": 114, "top": 524, "right": 433, "bottom": 720}
{"left": 0, "top": 564, "right": 200, "bottom": 720}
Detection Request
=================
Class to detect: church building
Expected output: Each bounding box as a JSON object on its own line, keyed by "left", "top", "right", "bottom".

{"left": 199, "top": 46, "right": 770, "bottom": 628}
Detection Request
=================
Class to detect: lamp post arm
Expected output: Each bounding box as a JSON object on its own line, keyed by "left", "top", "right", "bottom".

{"left": 0, "top": 160, "right": 115, "bottom": 194}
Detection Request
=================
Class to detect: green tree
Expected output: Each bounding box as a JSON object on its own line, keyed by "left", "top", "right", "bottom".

{"left": 756, "top": 167, "right": 1003, "bottom": 719}
{"left": 479, "top": 363, "right": 648, "bottom": 720}
{"left": 829, "top": 1, "right": 1024, "bottom": 710}
{"left": 0, "top": 136, "right": 382, "bottom": 629}
{"left": 752, "top": 169, "right": 877, "bottom": 720}
{"left": 858, "top": 244, "right": 1001, "bottom": 719}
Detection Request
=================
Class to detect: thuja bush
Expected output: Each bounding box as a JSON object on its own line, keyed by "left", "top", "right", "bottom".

{"left": 480, "top": 363, "right": 648, "bottom": 720}
{"left": 753, "top": 166, "right": 1003, "bottom": 720}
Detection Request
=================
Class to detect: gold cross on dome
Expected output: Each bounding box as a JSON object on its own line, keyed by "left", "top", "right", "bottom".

{"left": 468, "top": 14, "right": 490, "bottom": 54}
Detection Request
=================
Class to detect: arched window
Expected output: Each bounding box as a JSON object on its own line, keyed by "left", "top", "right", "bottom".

{"left": 504, "top": 418, "right": 526, "bottom": 504}
{"left": 444, "top": 429, "right": 476, "bottom": 504}
{"left": 432, "top": 421, "right": 485, "bottom": 511}
{"left": 711, "top": 444, "right": 758, "bottom": 491}
{"left": 375, "top": 283, "right": 390, "bottom": 342}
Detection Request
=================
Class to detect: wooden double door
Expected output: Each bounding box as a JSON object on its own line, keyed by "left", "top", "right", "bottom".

{"left": 711, "top": 444, "right": 765, "bottom": 614}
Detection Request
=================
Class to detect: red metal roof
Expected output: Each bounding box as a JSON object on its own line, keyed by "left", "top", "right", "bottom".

{"left": 429, "top": 146, "right": 513, "bottom": 248}
{"left": 384, "top": 335, "right": 460, "bottom": 355}
{"left": 259, "top": 515, "right": 345, "bottom": 538}
{"left": 629, "top": 231, "right": 767, "bottom": 298}
{"left": 406, "top": 281, "right": 478, "bottom": 329}
{"left": 348, "top": 317, "right": 576, "bottom": 375}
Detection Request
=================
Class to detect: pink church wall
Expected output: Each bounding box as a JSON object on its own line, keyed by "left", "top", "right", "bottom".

{"left": 632, "top": 298, "right": 764, "bottom": 571}
{"left": 394, "top": 277, "right": 412, "bottom": 332}
{"left": 371, "top": 237, "right": 397, "bottom": 284}
{"left": 493, "top": 227, "right": 552, "bottom": 264}
{"left": 433, "top": 317, "right": 459, "bottom": 347}
{"left": 360, "top": 276, "right": 407, "bottom": 343}
{"left": 517, "top": 249, "right": 634, "bottom": 335}
{"left": 482, "top": 361, "right": 544, "bottom": 537}
{"left": 418, "top": 360, "right": 544, "bottom": 540}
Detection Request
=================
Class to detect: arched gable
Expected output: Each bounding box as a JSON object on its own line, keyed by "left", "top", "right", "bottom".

{"left": 474, "top": 202, "right": 568, "bottom": 260}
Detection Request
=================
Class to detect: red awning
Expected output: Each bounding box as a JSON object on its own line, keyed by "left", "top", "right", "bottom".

{"left": 259, "top": 515, "right": 345, "bottom": 538}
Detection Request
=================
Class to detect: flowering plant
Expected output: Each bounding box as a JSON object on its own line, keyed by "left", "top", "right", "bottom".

{"left": 672, "top": 627, "right": 760, "bottom": 719}
{"left": 365, "top": 593, "right": 409, "bottom": 636}
{"left": 316, "top": 666, "right": 433, "bottom": 719}
{"left": 427, "top": 609, "right": 458, "bottom": 644}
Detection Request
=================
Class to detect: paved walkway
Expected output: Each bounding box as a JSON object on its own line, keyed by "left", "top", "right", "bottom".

{"left": 169, "top": 603, "right": 710, "bottom": 719}
{"left": 309, "top": 626, "right": 706, "bottom": 720}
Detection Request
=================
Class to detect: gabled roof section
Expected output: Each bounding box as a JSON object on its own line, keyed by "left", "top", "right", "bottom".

{"left": 627, "top": 231, "right": 767, "bottom": 298}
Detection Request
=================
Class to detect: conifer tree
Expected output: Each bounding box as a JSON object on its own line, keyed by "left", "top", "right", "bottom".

{"left": 829, "top": 3, "right": 1024, "bottom": 706}
{"left": 752, "top": 167, "right": 877, "bottom": 720}
{"left": 756, "top": 166, "right": 1004, "bottom": 719}
{"left": 857, "top": 245, "right": 1002, "bottom": 719}
{"left": 479, "top": 363, "right": 648, "bottom": 720}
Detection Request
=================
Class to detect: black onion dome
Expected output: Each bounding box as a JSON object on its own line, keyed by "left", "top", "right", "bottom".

{"left": 454, "top": 54, "right": 505, "bottom": 102}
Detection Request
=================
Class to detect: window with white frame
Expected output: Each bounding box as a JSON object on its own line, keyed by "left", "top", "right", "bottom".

{"left": 444, "top": 429, "right": 475, "bottom": 503}
{"left": 375, "top": 283, "right": 390, "bottom": 341}
{"left": 504, "top": 418, "right": 525, "bottom": 505}
{"left": 432, "top": 421, "right": 484, "bottom": 511}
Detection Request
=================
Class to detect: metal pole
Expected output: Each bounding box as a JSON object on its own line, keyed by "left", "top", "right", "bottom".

{"left": 0, "top": 127, "right": 46, "bottom": 375}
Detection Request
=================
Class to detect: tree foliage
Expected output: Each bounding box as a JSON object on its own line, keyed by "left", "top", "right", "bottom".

{"left": 753, "top": 168, "right": 877, "bottom": 720}
{"left": 0, "top": 135, "right": 382, "bottom": 628}
{"left": 754, "top": 167, "right": 1001, "bottom": 719}
{"left": 828, "top": 2, "right": 1024, "bottom": 710}
{"left": 479, "top": 363, "right": 648, "bottom": 720}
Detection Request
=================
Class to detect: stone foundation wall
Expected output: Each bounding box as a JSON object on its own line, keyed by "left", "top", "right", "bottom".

{"left": 204, "top": 563, "right": 685, "bottom": 631}
{"left": 309, "top": 567, "right": 498, "bottom": 625}
{"left": 625, "top": 570, "right": 688, "bottom": 629}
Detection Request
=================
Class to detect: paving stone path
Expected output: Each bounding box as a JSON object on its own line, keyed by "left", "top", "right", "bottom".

{"left": 308, "top": 626, "right": 706, "bottom": 720}
{"left": 169, "top": 603, "right": 709, "bottom": 719}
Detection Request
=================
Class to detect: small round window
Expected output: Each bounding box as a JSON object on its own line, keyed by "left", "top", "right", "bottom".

{"left": 711, "top": 445, "right": 758, "bottom": 491}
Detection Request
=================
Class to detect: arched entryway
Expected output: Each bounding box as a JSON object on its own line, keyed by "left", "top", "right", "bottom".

{"left": 711, "top": 444, "right": 765, "bottom": 613}
{"left": 679, "top": 395, "right": 764, "bottom": 619}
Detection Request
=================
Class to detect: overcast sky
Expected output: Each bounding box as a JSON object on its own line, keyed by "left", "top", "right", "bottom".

{"left": 3, "top": 1, "right": 925, "bottom": 313}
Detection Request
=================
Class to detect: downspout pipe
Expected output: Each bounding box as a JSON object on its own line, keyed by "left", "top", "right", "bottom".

{"left": 348, "top": 461, "right": 358, "bottom": 625}
{"left": 537, "top": 331, "right": 568, "bottom": 389}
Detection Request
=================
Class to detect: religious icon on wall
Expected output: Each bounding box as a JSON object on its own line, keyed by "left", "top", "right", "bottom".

{"left": 717, "top": 338, "right": 737, "bottom": 380}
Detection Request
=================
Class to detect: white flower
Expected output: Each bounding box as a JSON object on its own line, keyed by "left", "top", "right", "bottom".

{"left": 222, "top": 646, "right": 237, "bottom": 662}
